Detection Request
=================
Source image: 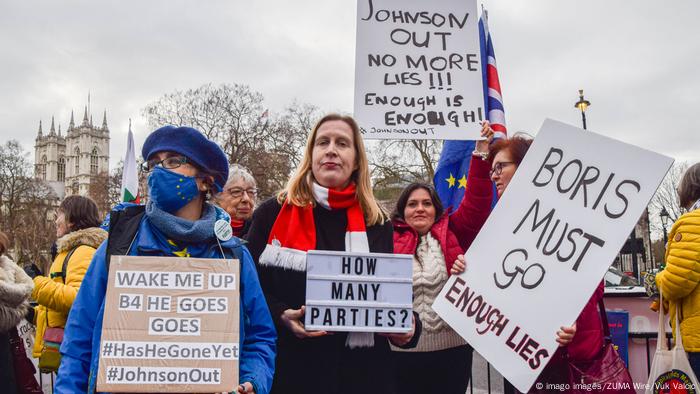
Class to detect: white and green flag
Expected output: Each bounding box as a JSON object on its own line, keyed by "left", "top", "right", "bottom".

{"left": 120, "top": 124, "right": 139, "bottom": 202}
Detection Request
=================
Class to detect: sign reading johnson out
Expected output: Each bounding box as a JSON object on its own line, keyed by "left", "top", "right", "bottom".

{"left": 354, "top": 0, "right": 485, "bottom": 140}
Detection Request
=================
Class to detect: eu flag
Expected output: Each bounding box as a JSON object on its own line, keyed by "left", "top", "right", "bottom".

{"left": 433, "top": 9, "right": 506, "bottom": 211}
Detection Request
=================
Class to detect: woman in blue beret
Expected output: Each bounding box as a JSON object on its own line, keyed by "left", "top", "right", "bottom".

{"left": 56, "top": 126, "right": 276, "bottom": 394}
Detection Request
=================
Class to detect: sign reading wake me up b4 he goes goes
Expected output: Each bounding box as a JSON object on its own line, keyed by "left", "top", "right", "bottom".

{"left": 97, "top": 256, "right": 240, "bottom": 393}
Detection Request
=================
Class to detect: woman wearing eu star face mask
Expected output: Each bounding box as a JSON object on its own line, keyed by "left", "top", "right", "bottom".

{"left": 56, "top": 126, "right": 276, "bottom": 394}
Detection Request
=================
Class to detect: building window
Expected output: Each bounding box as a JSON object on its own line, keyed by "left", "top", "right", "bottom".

{"left": 41, "top": 155, "right": 47, "bottom": 180}
{"left": 72, "top": 181, "right": 79, "bottom": 195}
{"left": 58, "top": 157, "right": 65, "bottom": 181}
{"left": 74, "top": 147, "right": 80, "bottom": 174}
{"left": 90, "top": 147, "right": 98, "bottom": 175}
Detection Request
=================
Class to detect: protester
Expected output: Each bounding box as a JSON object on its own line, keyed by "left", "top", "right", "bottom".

{"left": 26, "top": 195, "right": 107, "bottom": 364}
{"left": 56, "top": 126, "right": 276, "bottom": 394}
{"left": 0, "top": 231, "right": 40, "bottom": 394}
{"left": 455, "top": 134, "right": 607, "bottom": 392}
{"left": 247, "top": 113, "right": 420, "bottom": 394}
{"left": 656, "top": 162, "right": 700, "bottom": 376}
{"left": 214, "top": 164, "right": 258, "bottom": 238}
{"left": 390, "top": 122, "right": 494, "bottom": 394}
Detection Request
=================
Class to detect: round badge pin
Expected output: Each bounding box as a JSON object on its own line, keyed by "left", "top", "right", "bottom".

{"left": 214, "top": 219, "right": 233, "bottom": 241}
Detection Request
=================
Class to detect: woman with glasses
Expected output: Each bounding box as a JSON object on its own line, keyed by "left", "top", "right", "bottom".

{"left": 390, "top": 122, "right": 493, "bottom": 394}
{"left": 56, "top": 126, "right": 276, "bottom": 394}
{"left": 214, "top": 164, "right": 258, "bottom": 239}
{"left": 459, "top": 134, "right": 609, "bottom": 392}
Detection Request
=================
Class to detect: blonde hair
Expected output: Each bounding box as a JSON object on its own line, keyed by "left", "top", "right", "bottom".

{"left": 277, "top": 114, "right": 386, "bottom": 226}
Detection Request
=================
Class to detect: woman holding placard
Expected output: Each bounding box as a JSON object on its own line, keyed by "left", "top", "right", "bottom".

{"left": 247, "top": 113, "right": 419, "bottom": 394}
{"left": 656, "top": 162, "right": 700, "bottom": 376}
{"left": 457, "top": 134, "right": 617, "bottom": 392}
{"left": 56, "top": 126, "right": 276, "bottom": 394}
{"left": 390, "top": 122, "right": 493, "bottom": 394}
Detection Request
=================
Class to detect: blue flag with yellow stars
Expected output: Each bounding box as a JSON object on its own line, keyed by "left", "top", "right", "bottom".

{"left": 434, "top": 140, "right": 475, "bottom": 212}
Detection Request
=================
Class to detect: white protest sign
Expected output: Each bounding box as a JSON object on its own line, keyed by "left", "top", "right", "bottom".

{"left": 97, "top": 256, "right": 240, "bottom": 393}
{"left": 432, "top": 119, "right": 673, "bottom": 392}
{"left": 354, "top": 0, "right": 484, "bottom": 140}
{"left": 305, "top": 250, "right": 413, "bottom": 333}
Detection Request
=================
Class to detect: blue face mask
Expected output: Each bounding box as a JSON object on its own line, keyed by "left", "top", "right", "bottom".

{"left": 148, "top": 166, "right": 200, "bottom": 213}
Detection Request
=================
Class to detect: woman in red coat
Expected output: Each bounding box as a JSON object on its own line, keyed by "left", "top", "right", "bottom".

{"left": 390, "top": 122, "right": 494, "bottom": 394}
{"left": 460, "top": 134, "right": 605, "bottom": 392}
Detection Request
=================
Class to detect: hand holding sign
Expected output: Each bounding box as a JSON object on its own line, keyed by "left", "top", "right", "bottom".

{"left": 281, "top": 306, "right": 329, "bottom": 339}
{"left": 379, "top": 313, "right": 416, "bottom": 346}
{"left": 450, "top": 254, "right": 466, "bottom": 275}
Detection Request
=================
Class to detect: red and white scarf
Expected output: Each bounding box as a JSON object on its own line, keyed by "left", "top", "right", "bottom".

{"left": 258, "top": 182, "right": 374, "bottom": 348}
{"left": 259, "top": 182, "right": 369, "bottom": 270}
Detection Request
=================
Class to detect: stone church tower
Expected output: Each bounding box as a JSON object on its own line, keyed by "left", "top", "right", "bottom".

{"left": 34, "top": 106, "right": 110, "bottom": 197}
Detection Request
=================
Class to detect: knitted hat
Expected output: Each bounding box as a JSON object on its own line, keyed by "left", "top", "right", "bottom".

{"left": 142, "top": 126, "right": 229, "bottom": 192}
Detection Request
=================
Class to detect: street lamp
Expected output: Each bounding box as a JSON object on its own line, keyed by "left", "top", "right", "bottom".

{"left": 574, "top": 89, "right": 591, "bottom": 130}
{"left": 660, "top": 207, "right": 670, "bottom": 245}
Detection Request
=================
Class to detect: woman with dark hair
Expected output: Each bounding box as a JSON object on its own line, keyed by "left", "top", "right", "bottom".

{"left": 656, "top": 162, "right": 700, "bottom": 376}
{"left": 247, "top": 113, "right": 419, "bottom": 394}
{"left": 25, "top": 195, "right": 108, "bottom": 365}
{"left": 390, "top": 123, "right": 494, "bottom": 394}
{"left": 56, "top": 126, "right": 276, "bottom": 394}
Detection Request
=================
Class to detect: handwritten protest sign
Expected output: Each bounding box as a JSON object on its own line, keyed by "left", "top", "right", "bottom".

{"left": 305, "top": 250, "right": 413, "bottom": 333}
{"left": 354, "top": 0, "right": 484, "bottom": 140}
{"left": 433, "top": 119, "right": 673, "bottom": 392}
{"left": 97, "top": 256, "right": 239, "bottom": 393}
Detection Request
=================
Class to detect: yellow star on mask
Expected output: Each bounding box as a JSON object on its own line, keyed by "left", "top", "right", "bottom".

{"left": 458, "top": 174, "right": 468, "bottom": 189}
{"left": 167, "top": 239, "right": 190, "bottom": 257}
{"left": 445, "top": 173, "right": 456, "bottom": 188}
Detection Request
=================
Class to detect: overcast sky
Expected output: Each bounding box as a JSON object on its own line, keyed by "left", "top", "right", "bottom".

{"left": 1, "top": 0, "right": 698, "bottom": 168}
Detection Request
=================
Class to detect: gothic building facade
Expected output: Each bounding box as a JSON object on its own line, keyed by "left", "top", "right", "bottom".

{"left": 34, "top": 107, "right": 110, "bottom": 197}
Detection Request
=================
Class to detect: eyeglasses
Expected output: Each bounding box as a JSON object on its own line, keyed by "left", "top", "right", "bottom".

{"left": 490, "top": 161, "right": 515, "bottom": 177}
{"left": 226, "top": 187, "right": 258, "bottom": 199}
{"left": 141, "top": 156, "right": 189, "bottom": 172}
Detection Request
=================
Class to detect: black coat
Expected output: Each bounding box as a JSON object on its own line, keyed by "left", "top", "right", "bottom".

{"left": 247, "top": 198, "right": 417, "bottom": 394}
{"left": 0, "top": 331, "right": 19, "bottom": 394}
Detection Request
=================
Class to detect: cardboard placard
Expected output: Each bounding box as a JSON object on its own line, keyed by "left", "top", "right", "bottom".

{"left": 354, "top": 0, "right": 484, "bottom": 140}
{"left": 432, "top": 119, "right": 673, "bottom": 392}
{"left": 97, "top": 256, "right": 239, "bottom": 393}
{"left": 305, "top": 250, "right": 413, "bottom": 333}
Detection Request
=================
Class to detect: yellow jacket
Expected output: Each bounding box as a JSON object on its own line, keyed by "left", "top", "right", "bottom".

{"left": 31, "top": 227, "right": 107, "bottom": 358}
{"left": 656, "top": 209, "right": 700, "bottom": 351}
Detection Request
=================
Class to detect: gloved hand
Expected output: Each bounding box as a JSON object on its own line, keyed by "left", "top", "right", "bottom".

{"left": 24, "top": 263, "right": 43, "bottom": 279}
{"left": 25, "top": 306, "right": 35, "bottom": 324}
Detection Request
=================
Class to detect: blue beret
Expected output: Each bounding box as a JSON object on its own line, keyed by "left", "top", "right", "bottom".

{"left": 142, "top": 126, "right": 229, "bottom": 192}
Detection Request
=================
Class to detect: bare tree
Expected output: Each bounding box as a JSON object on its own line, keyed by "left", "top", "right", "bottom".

{"left": 649, "top": 161, "right": 689, "bottom": 234}
{"left": 0, "top": 140, "right": 55, "bottom": 265}
{"left": 143, "top": 84, "right": 320, "bottom": 198}
{"left": 368, "top": 139, "right": 443, "bottom": 189}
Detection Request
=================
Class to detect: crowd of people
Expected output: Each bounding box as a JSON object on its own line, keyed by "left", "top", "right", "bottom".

{"left": 0, "top": 115, "right": 698, "bottom": 394}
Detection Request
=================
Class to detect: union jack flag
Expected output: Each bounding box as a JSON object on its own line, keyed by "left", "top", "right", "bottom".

{"left": 434, "top": 9, "right": 507, "bottom": 211}
{"left": 480, "top": 9, "right": 507, "bottom": 140}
